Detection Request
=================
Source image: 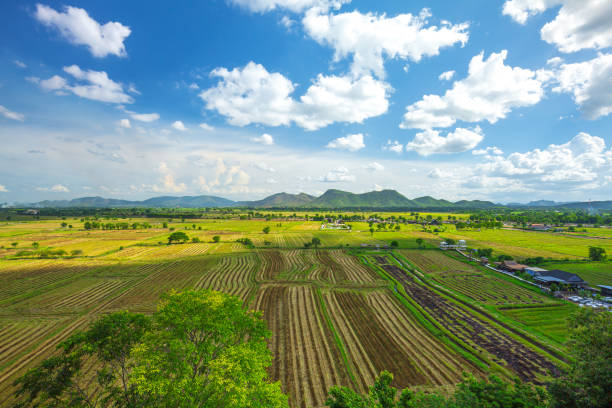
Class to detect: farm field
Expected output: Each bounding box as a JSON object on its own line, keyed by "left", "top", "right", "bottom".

{"left": 436, "top": 225, "right": 612, "bottom": 260}
{"left": 0, "top": 217, "right": 590, "bottom": 407}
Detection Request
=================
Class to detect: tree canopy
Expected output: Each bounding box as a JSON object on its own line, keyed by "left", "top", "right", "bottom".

{"left": 14, "top": 290, "right": 288, "bottom": 408}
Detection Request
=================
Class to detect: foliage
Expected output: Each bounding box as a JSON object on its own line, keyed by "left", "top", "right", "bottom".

{"left": 13, "top": 312, "right": 152, "bottom": 408}
{"left": 588, "top": 246, "right": 606, "bottom": 261}
{"left": 415, "top": 238, "right": 423, "bottom": 248}
{"left": 548, "top": 309, "right": 612, "bottom": 408}
{"left": 237, "top": 237, "right": 254, "bottom": 247}
{"left": 212, "top": 235, "right": 221, "bottom": 243}
{"left": 130, "top": 290, "right": 287, "bottom": 408}
{"left": 168, "top": 231, "right": 189, "bottom": 244}
{"left": 263, "top": 226, "right": 271, "bottom": 234}
{"left": 476, "top": 248, "right": 493, "bottom": 258}
{"left": 13, "top": 291, "right": 288, "bottom": 408}
{"left": 390, "top": 241, "right": 399, "bottom": 248}
{"left": 325, "top": 371, "right": 548, "bottom": 408}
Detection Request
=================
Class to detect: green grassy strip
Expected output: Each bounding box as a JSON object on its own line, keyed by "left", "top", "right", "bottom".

{"left": 314, "top": 287, "right": 358, "bottom": 388}
{"left": 358, "top": 253, "right": 491, "bottom": 372}
{"left": 393, "top": 252, "right": 569, "bottom": 367}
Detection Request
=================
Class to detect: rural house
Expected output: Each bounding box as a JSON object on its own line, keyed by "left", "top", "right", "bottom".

{"left": 500, "top": 260, "right": 527, "bottom": 272}
{"left": 532, "top": 269, "right": 587, "bottom": 288}
{"left": 598, "top": 285, "right": 612, "bottom": 297}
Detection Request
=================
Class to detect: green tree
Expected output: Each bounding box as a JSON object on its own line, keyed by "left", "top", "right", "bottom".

{"left": 168, "top": 231, "right": 189, "bottom": 244}
{"left": 11, "top": 242, "right": 18, "bottom": 248}
{"left": 369, "top": 228, "right": 374, "bottom": 236}
{"left": 263, "top": 226, "right": 271, "bottom": 234}
{"left": 390, "top": 241, "right": 399, "bottom": 248}
{"left": 31, "top": 242, "right": 39, "bottom": 249}
{"left": 311, "top": 237, "right": 321, "bottom": 249}
{"left": 13, "top": 312, "right": 152, "bottom": 408}
{"left": 130, "top": 290, "right": 288, "bottom": 408}
{"left": 415, "top": 238, "right": 423, "bottom": 248}
{"left": 588, "top": 246, "right": 607, "bottom": 261}
{"left": 549, "top": 309, "right": 612, "bottom": 408}
{"left": 212, "top": 235, "right": 221, "bottom": 243}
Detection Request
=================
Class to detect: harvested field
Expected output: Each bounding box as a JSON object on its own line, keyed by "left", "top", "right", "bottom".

{"left": 194, "top": 254, "right": 257, "bottom": 301}
{"left": 370, "top": 255, "right": 559, "bottom": 382}
{"left": 254, "top": 285, "right": 351, "bottom": 408}
{"left": 324, "top": 290, "right": 472, "bottom": 391}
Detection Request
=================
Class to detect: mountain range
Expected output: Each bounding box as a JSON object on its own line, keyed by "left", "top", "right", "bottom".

{"left": 20, "top": 189, "right": 612, "bottom": 210}
{"left": 25, "top": 189, "right": 496, "bottom": 209}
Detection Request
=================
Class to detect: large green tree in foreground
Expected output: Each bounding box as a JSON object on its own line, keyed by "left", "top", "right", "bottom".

{"left": 13, "top": 290, "right": 288, "bottom": 408}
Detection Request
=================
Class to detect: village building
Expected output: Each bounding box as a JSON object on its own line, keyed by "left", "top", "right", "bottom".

{"left": 532, "top": 269, "right": 587, "bottom": 288}
{"left": 499, "top": 260, "right": 528, "bottom": 273}
{"left": 598, "top": 285, "right": 612, "bottom": 297}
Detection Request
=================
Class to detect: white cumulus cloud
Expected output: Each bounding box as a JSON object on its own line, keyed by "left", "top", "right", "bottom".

{"left": 326, "top": 133, "right": 365, "bottom": 151}
{"left": 363, "top": 162, "right": 384, "bottom": 172}
{"left": 318, "top": 166, "right": 355, "bottom": 182}
{"left": 473, "top": 146, "right": 504, "bottom": 156}
{"left": 552, "top": 53, "right": 612, "bottom": 119}
{"left": 199, "top": 122, "right": 214, "bottom": 131}
{"left": 36, "top": 184, "right": 70, "bottom": 193}
{"left": 503, "top": 0, "right": 612, "bottom": 53}
{"left": 478, "top": 132, "right": 612, "bottom": 188}
{"left": 34, "top": 4, "right": 131, "bottom": 57}
{"left": 0, "top": 105, "right": 25, "bottom": 121}
{"left": 228, "top": 0, "right": 349, "bottom": 13}
{"left": 251, "top": 133, "right": 275, "bottom": 145}
{"left": 405, "top": 127, "right": 484, "bottom": 156}
{"left": 384, "top": 140, "right": 404, "bottom": 154}
{"left": 118, "top": 118, "right": 131, "bottom": 128}
{"left": 0, "top": 185, "right": 9, "bottom": 192}
{"left": 129, "top": 112, "right": 159, "bottom": 122}
{"left": 153, "top": 162, "right": 186, "bottom": 193}
{"left": 171, "top": 121, "right": 187, "bottom": 131}
{"left": 302, "top": 7, "right": 469, "bottom": 78}
{"left": 438, "top": 70, "right": 455, "bottom": 80}
{"left": 200, "top": 61, "right": 389, "bottom": 130}
{"left": 401, "top": 50, "right": 545, "bottom": 129}
{"left": 38, "top": 65, "right": 132, "bottom": 104}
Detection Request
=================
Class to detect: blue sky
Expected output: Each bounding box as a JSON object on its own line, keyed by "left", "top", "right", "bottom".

{"left": 1, "top": 0, "right": 611, "bottom": 203}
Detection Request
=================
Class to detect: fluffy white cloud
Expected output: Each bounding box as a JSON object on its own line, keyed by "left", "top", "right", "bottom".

{"left": 363, "top": 162, "right": 384, "bottom": 171}
{"left": 36, "top": 184, "right": 70, "bottom": 193}
{"left": 0, "top": 105, "right": 25, "bottom": 121}
{"left": 228, "top": 0, "right": 348, "bottom": 13}
{"left": 128, "top": 112, "right": 159, "bottom": 122}
{"left": 427, "top": 168, "right": 451, "bottom": 179}
{"left": 14, "top": 60, "right": 26, "bottom": 68}
{"left": 405, "top": 127, "right": 483, "bottom": 156}
{"left": 118, "top": 118, "right": 131, "bottom": 128}
{"left": 438, "top": 70, "right": 455, "bottom": 80}
{"left": 251, "top": 133, "right": 275, "bottom": 145}
{"left": 200, "top": 61, "right": 389, "bottom": 130}
{"left": 326, "top": 133, "right": 365, "bottom": 151}
{"left": 39, "top": 75, "right": 67, "bottom": 91}
{"left": 318, "top": 166, "right": 355, "bottom": 182}
{"left": 303, "top": 8, "right": 468, "bottom": 78}
{"left": 401, "top": 50, "right": 545, "bottom": 129}
{"left": 153, "top": 162, "right": 186, "bottom": 193}
{"left": 0, "top": 185, "right": 9, "bottom": 192}
{"left": 255, "top": 162, "right": 276, "bottom": 172}
{"left": 473, "top": 146, "right": 503, "bottom": 156}
{"left": 384, "top": 140, "right": 404, "bottom": 154}
{"left": 193, "top": 158, "right": 252, "bottom": 193}
{"left": 503, "top": 0, "right": 612, "bottom": 53}
{"left": 34, "top": 4, "right": 130, "bottom": 57}
{"left": 552, "top": 53, "right": 612, "bottom": 119}
{"left": 478, "top": 132, "right": 612, "bottom": 187}
{"left": 199, "top": 122, "right": 214, "bottom": 131}
{"left": 39, "top": 65, "right": 132, "bottom": 104}
{"left": 171, "top": 121, "right": 187, "bottom": 131}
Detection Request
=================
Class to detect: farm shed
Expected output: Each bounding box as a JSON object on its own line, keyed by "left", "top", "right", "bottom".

{"left": 524, "top": 267, "right": 548, "bottom": 276}
{"left": 599, "top": 285, "right": 612, "bottom": 296}
{"left": 500, "top": 260, "right": 527, "bottom": 272}
{"left": 533, "top": 270, "right": 587, "bottom": 287}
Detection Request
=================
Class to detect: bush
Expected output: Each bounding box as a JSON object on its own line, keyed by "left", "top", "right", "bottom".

{"left": 168, "top": 231, "right": 189, "bottom": 244}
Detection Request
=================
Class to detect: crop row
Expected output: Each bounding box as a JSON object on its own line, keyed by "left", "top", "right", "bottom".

{"left": 370, "top": 255, "right": 558, "bottom": 383}
{"left": 253, "top": 285, "right": 351, "bottom": 408}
